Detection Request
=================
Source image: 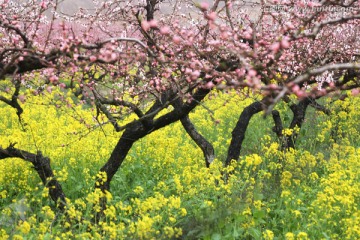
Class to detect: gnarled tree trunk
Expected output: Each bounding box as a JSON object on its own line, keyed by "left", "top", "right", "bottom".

{"left": 180, "top": 115, "right": 215, "bottom": 167}
{"left": 272, "top": 98, "right": 312, "bottom": 150}
{"left": 0, "top": 144, "right": 66, "bottom": 210}
{"left": 97, "top": 122, "right": 147, "bottom": 192}
{"left": 225, "top": 100, "right": 265, "bottom": 166}
{"left": 172, "top": 98, "right": 215, "bottom": 167}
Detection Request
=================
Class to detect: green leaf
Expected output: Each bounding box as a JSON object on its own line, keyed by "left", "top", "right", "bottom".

{"left": 248, "top": 227, "right": 261, "bottom": 240}
{"left": 211, "top": 233, "right": 222, "bottom": 240}
{"left": 253, "top": 209, "right": 265, "bottom": 219}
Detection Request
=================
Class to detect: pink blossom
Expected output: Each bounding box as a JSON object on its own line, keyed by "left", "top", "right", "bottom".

{"left": 160, "top": 26, "right": 170, "bottom": 35}
{"left": 40, "top": 1, "right": 47, "bottom": 9}
{"left": 111, "top": 53, "right": 117, "bottom": 61}
{"left": 285, "top": 22, "right": 295, "bottom": 30}
{"left": 90, "top": 55, "right": 97, "bottom": 62}
{"left": 173, "top": 36, "right": 181, "bottom": 44}
{"left": 49, "top": 75, "right": 58, "bottom": 83}
{"left": 281, "top": 38, "right": 290, "bottom": 49}
{"left": 149, "top": 19, "right": 158, "bottom": 28}
{"left": 206, "top": 12, "right": 217, "bottom": 21}
{"left": 12, "top": 36, "right": 19, "bottom": 44}
{"left": 351, "top": 88, "right": 360, "bottom": 96}
{"left": 307, "top": 1, "right": 318, "bottom": 7}
{"left": 141, "top": 21, "right": 150, "bottom": 31}
{"left": 270, "top": 42, "right": 280, "bottom": 52}
{"left": 244, "top": 32, "right": 252, "bottom": 39}
{"left": 46, "top": 86, "right": 52, "bottom": 93}
{"left": 185, "top": 68, "right": 192, "bottom": 74}
{"left": 200, "top": 2, "right": 209, "bottom": 10}
{"left": 191, "top": 70, "right": 200, "bottom": 80}
{"left": 292, "top": 84, "right": 300, "bottom": 92}
{"left": 248, "top": 69, "right": 257, "bottom": 77}
{"left": 268, "top": 84, "right": 278, "bottom": 90}
{"left": 295, "top": 90, "right": 306, "bottom": 98}
{"left": 235, "top": 68, "right": 246, "bottom": 77}
{"left": 18, "top": 95, "right": 26, "bottom": 103}
{"left": 209, "top": 40, "right": 221, "bottom": 46}
{"left": 221, "top": 31, "right": 229, "bottom": 39}
{"left": 205, "top": 81, "right": 215, "bottom": 89}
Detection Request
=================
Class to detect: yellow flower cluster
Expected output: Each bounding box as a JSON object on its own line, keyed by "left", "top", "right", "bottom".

{"left": 0, "top": 88, "right": 359, "bottom": 239}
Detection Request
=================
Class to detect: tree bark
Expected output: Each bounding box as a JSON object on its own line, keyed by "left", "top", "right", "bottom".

{"left": 286, "top": 98, "right": 311, "bottom": 148}
{"left": 97, "top": 122, "right": 147, "bottom": 192}
{"left": 0, "top": 144, "right": 66, "bottom": 210}
{"left": 271, "top": 110, "right": 288, "bottom": 149}
{"left": 272, "top": 98, "right": 312, "bottom": 149}
{"left": 225, "top": 100, "right": 265, "bottom": 166}
{"left": 172, "top": 98, "right": 215, "bottom": 167}
{"left": 180, "top": 115, "right": 215, "bottom": 167}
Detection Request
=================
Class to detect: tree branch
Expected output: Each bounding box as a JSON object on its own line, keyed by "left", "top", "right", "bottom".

{"left": 172, "top": 98, "right": 215, "bottom": 167}
{"left": 0, "top": 20, "right": 31, "bottom": 47}
{"left": 81, "top": 37, "right": 156, "bottom": 57}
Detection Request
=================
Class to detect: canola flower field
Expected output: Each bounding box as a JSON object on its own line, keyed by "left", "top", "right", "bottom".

{"left": 0, "top": 89, "right": 359, "bottom": 239}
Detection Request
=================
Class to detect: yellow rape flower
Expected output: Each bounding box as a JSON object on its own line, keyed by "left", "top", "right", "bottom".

{"left": 253, "top": 200, "right": 262, "bottom": 210}
{"left": 285, "top": 232, "right": 295, "bottom": 240}
{"left": 12, "top": 235, "right": 23, "bottom": 240}
{"left": 0, "top": 190, "right": 7, "bottom": 198}
{"left": 245, "top": 154, "right": 263, "bottom": 167}
{"left": 18, "top": 221, "right": 31, "bottom": 234}
{"left": 282, "top": 128, "right": 293, "bottom": 136}
{"left": 263, "top": 229, "right": 274, "bottom": 240}
{"left": 163, "top": 226, "right": 175, "bottom": 238}
{"left": 297, "top": 232, "right": 309, "bottom": 240}
{"left": 41, "top": 206, "right": 55, "bottom": 219}
{"left": 176, "top": 208, "right": 186, "bottom": 217}
{"left": 104, "top": 205, "right": 116, "bottom": 220}
{"left": 281, "top": 171, "right": 293, "bottom": 187}
{"left": 133, "top": 186, "right": 144, "bottom": 194}
{"left": 309, "top": 172, "right": 319, "bottom": 181}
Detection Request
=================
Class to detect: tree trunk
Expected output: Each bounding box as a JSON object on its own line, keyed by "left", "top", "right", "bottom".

{"left": 172, "top": 97, "right": 215, "bottom": 167}
{"left": 271, "top": 110, "right": 287, "bottom": 149}
{"left": 225, "top": 100, "right": 264, "bottom": 166}
{"left": 97, "top": 122, "right": 147, "bottom": 192}
{"left": 0, "top": 145, "right": 66, "bottom": 210}
{"left": 180, "top": 115, "right": 215, "bottom": 167}
{"left": 272, "top": 98, "right": 312, "bottom": 150}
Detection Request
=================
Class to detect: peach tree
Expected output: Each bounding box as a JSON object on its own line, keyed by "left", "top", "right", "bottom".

{"left": 1, "top": 0, "right": 360, "bottom": 211}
